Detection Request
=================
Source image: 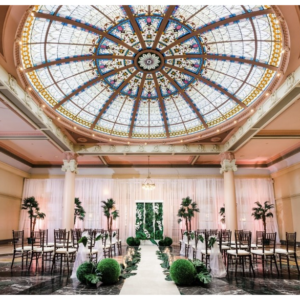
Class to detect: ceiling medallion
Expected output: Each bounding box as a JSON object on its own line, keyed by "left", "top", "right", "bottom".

{"left": 138, "top": 52, "right": 160, "bottom": 71}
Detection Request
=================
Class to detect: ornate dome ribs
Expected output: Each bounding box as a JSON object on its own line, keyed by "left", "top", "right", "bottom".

{"left": 19, "top": 5, "right": 283, "bottom": 140}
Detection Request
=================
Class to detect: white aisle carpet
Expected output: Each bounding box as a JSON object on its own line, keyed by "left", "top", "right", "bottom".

{"left": 120, "top": 245, "right": 180, "bottom": 295}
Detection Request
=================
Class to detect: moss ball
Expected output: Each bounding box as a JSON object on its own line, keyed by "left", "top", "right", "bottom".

{"left": 170, "top": 259, "right": 196, "bottom": 286}
{"left": 126, "top": 237, "right": 135, "bottom": 246}
{"left": 76, "top": 262, "right": 94, "bottom": 284}
{"left": 134, "top": 238, "right": 140, "bottom": 246}
{"left": 164, "top": 237, "right": 173, "bottom": 246}
{"left": 97, "top": 258, "right": 120, "bottom": 285}
{"left": 158, "top": 239, "right": 165, "bottom": 246}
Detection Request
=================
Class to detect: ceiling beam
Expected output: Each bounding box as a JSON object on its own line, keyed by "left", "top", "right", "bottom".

{"left": 75, "top": 143, "right": 221, "bottom": 155}
{"left": 153, "top": 73, "right": 170, "bottom": 137}
{"left": 129, "top": 73, "right": 146, "bottom": 138}
{"left": 25, "top": 55, "right": 130, "bottom": 73}
{"left": 160, "top": 69, "right": 209, "bottom": 129}
{"left": 165, "top": 63, "right": 247, "bottom": 108}
{"left": 33, "top": 12, "right": 138, "bottom": 54}
{"left": 123, "top": 6, "right": 146, "bottom": 49}
{"left": 166, "top": 54, "right": 278, "bottom": 71}
{"left": 91, "top": 69, "right": 139, "bottom": 129}
{"left": 53, "top": 64, "right": 133, "bottom": 109}
{"left": 152, "top": 5, "right": 177, "bottom": 50}
{"left": 161, "top": 8, "right": 273, "bottom": 53}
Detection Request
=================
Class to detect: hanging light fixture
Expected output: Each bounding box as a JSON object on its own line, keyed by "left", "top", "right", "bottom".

{"left": 142, "top": 155, "right": 155, "bottom": 191}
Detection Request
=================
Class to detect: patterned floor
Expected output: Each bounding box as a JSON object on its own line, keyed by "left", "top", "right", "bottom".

{"left": 0, "top": 244, "right": 299, "bottom": 295}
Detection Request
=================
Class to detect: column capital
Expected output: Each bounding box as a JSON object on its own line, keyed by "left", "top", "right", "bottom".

{"left": 220, "top": 152, "right": 237, "bottom": 174}
{"left": 61, "top": 152, "right": 78, "bottom": 173}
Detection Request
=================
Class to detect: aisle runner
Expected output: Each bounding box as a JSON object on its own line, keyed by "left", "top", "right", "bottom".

{"left": 120, "top": 245, "right": 180, "bottom": 295}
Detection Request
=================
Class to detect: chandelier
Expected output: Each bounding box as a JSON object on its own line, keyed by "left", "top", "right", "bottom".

{"left": 142, "top": 156, "right": 155, "bottom": 191}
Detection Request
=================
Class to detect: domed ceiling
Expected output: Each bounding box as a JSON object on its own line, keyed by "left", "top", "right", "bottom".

{"left": 19, "top": 5, "right": 283, "bottom": 141}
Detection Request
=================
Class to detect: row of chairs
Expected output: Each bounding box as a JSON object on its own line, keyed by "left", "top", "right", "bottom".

{"left": 11, "top": 228, "right": 122, "bottom": 274}
{"left": 180, "top": 229, "right": 299, "bottom": 276}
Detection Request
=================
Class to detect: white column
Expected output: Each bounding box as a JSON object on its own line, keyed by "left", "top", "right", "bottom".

{"left": 220, "top": 152, "right": 238, "bottom": 235}
{"left": 61, "top": 152, "right": 78, "bottom": 231}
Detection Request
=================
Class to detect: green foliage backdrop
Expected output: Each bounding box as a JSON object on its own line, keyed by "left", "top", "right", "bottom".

{"left": 135, "top": 202, "right": 163, "bottom": 240}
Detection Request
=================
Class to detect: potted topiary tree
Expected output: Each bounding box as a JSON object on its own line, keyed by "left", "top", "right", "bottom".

{"left": 74, "top": 197, "right": 86, "bottom": 225}
{"left": 251, "top": 201, "right": 274, "bottom": 244}
{"left": 21, "top": 196, "right": 46, "bottom": 244}
{"left": 177, "top": 196, "right": 199, "bottom": 231}
{"left": 101, "top": 198, "right": 119, "bottom": 244}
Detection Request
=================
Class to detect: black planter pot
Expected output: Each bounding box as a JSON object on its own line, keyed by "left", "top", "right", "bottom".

{"left": 27, "top": 237, "right": 35, "bottom": 244}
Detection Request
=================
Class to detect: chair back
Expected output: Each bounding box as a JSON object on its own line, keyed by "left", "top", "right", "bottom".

{"left": 35, "top": 230, "right": 47, "bottom": 251}
{"left": 203, "top": 231, "right": 211, "bottom": 255}
{"left": 71, "top": 229, "right": 82, "bottom": 249}
{"left": 12, "top": 230, "right": 24, "bottom": 250}
{"left": 209, "top": 229, "right": 218, "bottom": 236}
{"left": 286, "top": 232, "right": 296, "bottom": 253}
{"left": 234, "top": 231, "right": 251, "bottom": 254}
{"left": 262, "top": 232, "right": 276, "bottom": 253}
{"left": 220, "top": 230, "right": 231, "bottom": 246}
{"left": 255, "top": 231, "right": 264, "bottom": 246}
{"left": 54, "top": 229, "right": 70, "bottom": 250}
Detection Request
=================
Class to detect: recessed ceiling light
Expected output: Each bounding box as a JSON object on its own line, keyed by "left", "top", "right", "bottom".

{"left": 277, "top": 73, "right": 281, "bottom": 77}
{"left": 57, "top": 117, "right": 60, "bottom": 120}
{"left": 19, "top": 41, "right": 22, "bottom": 45}
{"left": 74, "top": 126, "right": 77, "bottom": 129}
{"left": 109, "top": 138, "right": 112, "bottom": 141}
{"left": 42, "top": 104, "right": 45, "bottom": 108}
{"left": 251, "top": 109, "right": 254, "bottom": 113}
{"left": 266, "top": 93, "right": 269, "bottom": 96}
{"left": 234, "top": 120, "right": 237, "bottom": 124}
{"left": 19, "top": 67, "right": 23, "bottom": 71}
{"left": 28, "top": 87, "right": 32, "bottom": 91}
{"left": 92, "top": 134, "right": 94, "bottom": 136}
{"left": 127, "top": 141, "right": 130, "bottom": 144}
{"left": 217, "top": 129, "right": 220, "bottom": 133}
{"left": 180, "top": 139, "right": 183, "bottom": 142}
{"left": 31, "top": 12, "right": 35, "bottom": 17}
{"left": 144, "top": 143, "right": 147, "bottom": 145}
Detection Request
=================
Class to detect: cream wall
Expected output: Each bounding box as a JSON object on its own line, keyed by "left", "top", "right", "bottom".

{"left": 272, "top": 163, "right": 300, "bottom": 241}
{"left": 0, "top": 162, "right": 29, "bottom": 240}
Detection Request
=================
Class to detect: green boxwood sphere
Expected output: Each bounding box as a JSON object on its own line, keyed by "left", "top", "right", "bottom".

{"left": 164, "top": 237, "right": 173, "bottom": 246}
{"left": 97, "top": 258, "right": 120, "bottom": 285}
{"left": 76, "top": 262, "right": 94, "bottom": 284}
{"left": 134, "top": 238, "right": 140, "bottom": 246}
{"left": 158, "top": 239, "right": 165, "bottom": 246}
{"left": 170, "top": 259, "right": 196, "bottom": 286}
{"left": 126, "top": 237, "right": 135, "bottom": 246}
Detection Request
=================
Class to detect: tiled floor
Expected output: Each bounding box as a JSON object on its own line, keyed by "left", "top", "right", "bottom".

{"left": 0, "top": 243, "right": 299, "bottom": 295}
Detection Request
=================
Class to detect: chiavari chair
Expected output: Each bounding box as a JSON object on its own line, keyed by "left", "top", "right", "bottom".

{"left": 227, "top": 231, "right": 255, "bottom": 277}
{"left": 11, "top": 230, "right": 31, "bottom": 269}
{"left": 275, "top": 232, "right": 299, "bottom": 276}
{"left": 251, "top": 232, "right": 279, "bottom": 276}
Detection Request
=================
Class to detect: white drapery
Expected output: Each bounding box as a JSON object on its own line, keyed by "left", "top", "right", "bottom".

{"left": 20, "top": 178, "right": 279, "bottom": 243}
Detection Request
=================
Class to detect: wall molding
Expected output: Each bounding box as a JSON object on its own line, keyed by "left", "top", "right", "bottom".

{"left": 0, "top": 160, "right": 29, "bottom": 178}
{"left": 271, "top": 161, "right": 300, "bottom": 178}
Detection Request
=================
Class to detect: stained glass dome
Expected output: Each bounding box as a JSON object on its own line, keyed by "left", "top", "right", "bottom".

{"left": 19, "top": 5, "right": 283, "bottom": 140}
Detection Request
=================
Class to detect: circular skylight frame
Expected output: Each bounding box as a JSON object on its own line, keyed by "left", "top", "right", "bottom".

{"left": 16, "top": 5, "right": 289, "bottom": 143}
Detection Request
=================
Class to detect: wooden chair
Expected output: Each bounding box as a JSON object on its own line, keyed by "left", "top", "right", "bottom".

{"left": 51, "top": 230, "right": 76, "bottom": 274}
{"left": 201, "top": 231, "right": 211, "bottom": 268}
{"left": 251, "top": 231, "right": 264, "bottom": 249}
{"left": 115, "top": 229, "right": 122, "bottom": 255}
{"left": 209, "top": 229, "right": 218, "bottom": 236}
{"left": 275, "top": 232, "right": 300, "bottom": 276}
{"left": 102, "top": 230, "right": 112, "bottom": 258}
{"left": 218, "top": 230, "right": 231, "bottom": 265}
{"left": 28, "top": 230, "right": 53, "bottom": 273}
{"left": 11, "top": 230, "right": 31, "bottom": 269}
{"left": 251, "top": 232, "right": 279, "bottom": 276}
{"left": 71, "top": 229, "right": 81, "bottom": 250}
{"left": 227, "top": 231, "right": 255, "bottom": 277}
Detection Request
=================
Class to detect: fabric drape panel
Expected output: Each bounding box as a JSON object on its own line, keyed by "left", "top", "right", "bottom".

{"left": 20, "top": 178, "right": 279, "bottom": 244}
{"left": 20, "top": 178, "right": 64, "bottom": 241}
{"left": 235, "top": 178, "right": 280, "bottom": 243}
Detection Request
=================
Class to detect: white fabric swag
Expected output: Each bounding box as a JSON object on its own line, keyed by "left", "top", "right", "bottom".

{"left": 19, "top": 178, "right": 279, "bottom": 243}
